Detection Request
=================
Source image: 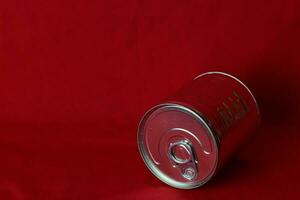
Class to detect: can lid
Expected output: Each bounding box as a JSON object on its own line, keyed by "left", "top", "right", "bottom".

{"left": 137, "top": 104, "right": 219, "bottom": 189}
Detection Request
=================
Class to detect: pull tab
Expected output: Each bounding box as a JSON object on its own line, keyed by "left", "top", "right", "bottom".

{"left": 168, "top": 140, "right": 198, "bottom": 180}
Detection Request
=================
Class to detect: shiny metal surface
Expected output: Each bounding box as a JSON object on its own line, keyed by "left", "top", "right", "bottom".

{"left": 137, "top": 104, "right": 219, "bottom": 189}
{"left": 137, "top": 71, "right": 260, "bottom": 189}
{"left": 194, "top": 71, "right": 260, "bottom": 119}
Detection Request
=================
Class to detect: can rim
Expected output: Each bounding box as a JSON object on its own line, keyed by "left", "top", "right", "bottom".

{"left": 137, "top": 103, "right": 219, "bottom": 189}
{"left": 194, "top": 71, "right": 261, "bottom": 121}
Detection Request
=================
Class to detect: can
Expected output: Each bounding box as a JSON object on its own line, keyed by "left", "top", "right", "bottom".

{"left": 137, "top": 71, "right": 260, "bottom": 189}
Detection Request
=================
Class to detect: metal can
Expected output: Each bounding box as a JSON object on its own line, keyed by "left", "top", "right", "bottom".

{"left": 137, "top": 72, "right": 260, "bottom": 189}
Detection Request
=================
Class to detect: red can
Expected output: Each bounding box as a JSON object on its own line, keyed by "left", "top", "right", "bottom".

{"left": 137, "top": 72, "right": 260, "bottom": 189}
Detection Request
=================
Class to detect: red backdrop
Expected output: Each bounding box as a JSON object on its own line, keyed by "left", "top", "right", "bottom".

{"left": 1, "top": 0, "right": 300, "bottom": 199}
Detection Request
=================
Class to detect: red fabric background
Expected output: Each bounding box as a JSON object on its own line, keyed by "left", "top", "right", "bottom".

{"left": 1, "top": 0, "right": 300, "bottom": 199}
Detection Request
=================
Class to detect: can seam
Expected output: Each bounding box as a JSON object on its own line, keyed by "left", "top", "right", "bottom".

{"left": 137, "top": 103, "right": 220, "bottom": 189}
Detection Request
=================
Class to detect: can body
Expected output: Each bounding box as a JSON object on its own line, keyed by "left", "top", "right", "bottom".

{"left": 137, "top": 72, "right": 260, "bottom": 189}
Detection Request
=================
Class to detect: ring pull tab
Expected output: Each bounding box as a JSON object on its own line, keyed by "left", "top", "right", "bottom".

{"left": 168, "top": 140, "right": 198, "bottom": 180}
